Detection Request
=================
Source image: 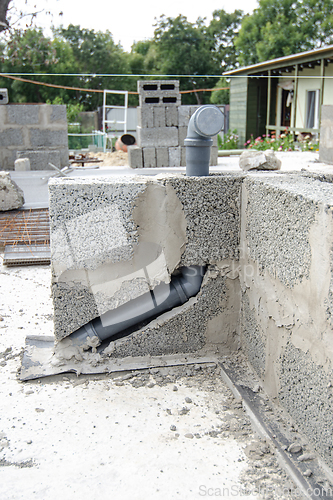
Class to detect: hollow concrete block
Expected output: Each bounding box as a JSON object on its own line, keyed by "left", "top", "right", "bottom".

{"left": 156, "top": 148, "right": 169, "bottom": 168}
{"left": 137, "top": 127, "right": 178, "bottom": 148}
{"left": 128, "top": 145, "right": 143, "bottom": 169}
{"left": 143, "top": 147, "right": 156, "bottom": 168}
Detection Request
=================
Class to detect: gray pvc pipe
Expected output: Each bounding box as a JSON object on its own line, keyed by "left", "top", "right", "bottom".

{"left": 69, "top": 265, "right": 206, "bottom": 348}
{"left": 185, "top": 105, "right": 224, "bottom": 176}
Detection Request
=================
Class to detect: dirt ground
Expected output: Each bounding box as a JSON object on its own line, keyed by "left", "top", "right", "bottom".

{"left": 86, "top": 151, "right": 129, "bottom": 167}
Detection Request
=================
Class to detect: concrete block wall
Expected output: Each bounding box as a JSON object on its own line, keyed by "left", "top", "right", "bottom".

{"left": 49, "top": 170, "right": 333, "bottom": 471}
{"left": 0, "top": 104, "right": 68, "bottom": 171}
{"left": 239, "top": 173, "right": 333, "bottom": 470}
{"left": 129, "top": 81, "right": 218, "bottom": 168}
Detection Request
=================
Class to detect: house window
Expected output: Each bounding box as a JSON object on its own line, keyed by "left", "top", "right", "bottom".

{"left": 306, "top": 90, "right": 320, "bottom": 129}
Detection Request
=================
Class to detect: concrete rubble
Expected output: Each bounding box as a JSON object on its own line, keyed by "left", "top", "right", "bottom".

{"left": 239, "top": 149, "right": 281, "bottom": 171}
{"left": 0, "top": 171, "right": 24, "bottom": 210}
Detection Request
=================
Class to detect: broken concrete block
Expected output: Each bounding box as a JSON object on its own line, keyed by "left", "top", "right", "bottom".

{"left": 0, "top": 172, "right": 25, "bottom": 211}
{"left": 239, "top": 149, "right": 281, "bottom": 171}
{"left": 14, "top": 158, "right": 30, "bottom": 171}
{"left": 49, "top": 174, "right": 243, "bottom": 341}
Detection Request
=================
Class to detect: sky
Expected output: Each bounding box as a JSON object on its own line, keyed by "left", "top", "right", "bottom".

{"left": 12, "top": 0, "right": 259, "bottom": 52}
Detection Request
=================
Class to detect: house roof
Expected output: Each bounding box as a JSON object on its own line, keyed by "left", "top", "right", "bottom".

{"left": 223, "top": 45, "right": 333, "bottom": 76}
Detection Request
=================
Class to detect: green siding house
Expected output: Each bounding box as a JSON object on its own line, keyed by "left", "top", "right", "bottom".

{"left": 224, "top": 45, "right": 333, "bottom": 147}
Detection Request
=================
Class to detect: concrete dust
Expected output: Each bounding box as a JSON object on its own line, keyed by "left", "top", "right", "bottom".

{"left": 0, "top": 256, "right": 300, "bottom": 499}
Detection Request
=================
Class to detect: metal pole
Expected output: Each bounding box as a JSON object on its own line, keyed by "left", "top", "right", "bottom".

{"left": 266, "top": 70, "right": 271, "bottom": 137}
{"left": 292, "top": 64, "right": 298, "bottom": 136}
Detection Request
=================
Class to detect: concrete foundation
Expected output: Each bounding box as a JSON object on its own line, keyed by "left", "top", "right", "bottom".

{"left": 49, "top": 169, "right": 333, "bottom": 472}
{"left": 240, "top": 172, "right": 333, "bottom": 471}
{"left": 0, "top": 104, "right": 69, "bottom": 170}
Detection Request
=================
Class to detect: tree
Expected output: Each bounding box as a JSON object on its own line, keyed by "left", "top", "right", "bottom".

{"left": 235, "top": 0, "right": 333, "bottom": 66}
{"left": 0, "top": 0, "right": 10, "bottom": 31}
{"left": 56, "top": 25, "right": 132, "bottom": 109}
{"left": 0, "top": 27, "right": 79, "bottom": 103}
{"left": 207, "top": 9, "right": 244, "bottom": 72}
{"left": 148, "top": 15, "right": 218, "bottom": 104}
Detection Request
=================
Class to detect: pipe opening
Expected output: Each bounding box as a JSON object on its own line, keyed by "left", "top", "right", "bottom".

{"left": 120, "top": 134, "right": 136, "bottom": 146}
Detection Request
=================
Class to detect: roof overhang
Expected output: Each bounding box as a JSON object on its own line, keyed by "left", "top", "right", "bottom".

{"left": 223, "top": 45, "right": 333, "bottom": 76}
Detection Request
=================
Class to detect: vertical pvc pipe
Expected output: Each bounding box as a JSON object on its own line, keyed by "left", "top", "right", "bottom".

{"left": 185, "top": 105, "right": 224, "bottom": 177}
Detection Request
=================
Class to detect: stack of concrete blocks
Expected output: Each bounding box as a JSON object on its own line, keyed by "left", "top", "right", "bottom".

{"left": 128, "top": 81, "right": 218, "bottom": 168}
{"left": 319, "top": 105, "right": 333, "bottom": 164}
{"left": 0, "top": 104, "right": 69, "bottom": 171}
{"left": 49, "top": 169, "right": 333, "bottom": 472}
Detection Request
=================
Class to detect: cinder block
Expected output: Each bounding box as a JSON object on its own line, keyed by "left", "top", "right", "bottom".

{"left": 143, "top": 147, "right": 156, "bottom": 168}
{"left": 209, "top": 146, "right": 218, "bottom": 166}
{"left": 50, "top": 105, "right": 67, "bottom": 123}
{"left": 137, "top": 127, "right": 178, "bottom": 148}
{"left": 153, "top": 107, "right": 166, "bottom": 128}
{"left": 178, "top": 106, "right": 191, "bottom": 127}
{"left": 7, "top": 105, "right": 39, "bottom": 125}
{"left": 319, "top": 105, "right": 333, "bottom": 164}
{"left": 0, "top": 128, "right": 24, "bottom": 147}
{"left": 128, "top": 145, "right": 143, "bottom": 168}
{"left": 14, "top": 158, "right": 30, "bottom": 171}
{"left": 138, "top": 80, "right": 181, "bottom": 107}
{"left": 29, "top": 129, "right": 68, "bottom": 148}
{"left": 166, "top": 107, "right": 178, "bottom": 127}
{"left": 16, "top": 150, "right": 61, "bottom": 170}
{"left": 190, "top": 105, "right": 199, "bottom": 116}
{"left": 137, "top": 107, "right": 153, "bottom": 128}
{"left": 178, "top": 127, "right": 188, "bottom": 147}
{"left": 169, "top": 147, "right": 181, "bottom": 167}
{"left": 181, "top": 147, "right": 186, "bottom": 167}
{"left": 156, "top": 148, "right": 169, "bottom": 168}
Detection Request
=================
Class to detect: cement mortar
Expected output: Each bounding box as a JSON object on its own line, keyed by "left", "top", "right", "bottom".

{"left": 240, "top": 294, "right": 266, "bottom": 378}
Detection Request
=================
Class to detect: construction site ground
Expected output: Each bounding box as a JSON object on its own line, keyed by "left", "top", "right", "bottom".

{"left": 1, "top": 151, "right": 333, "bottom": 499}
